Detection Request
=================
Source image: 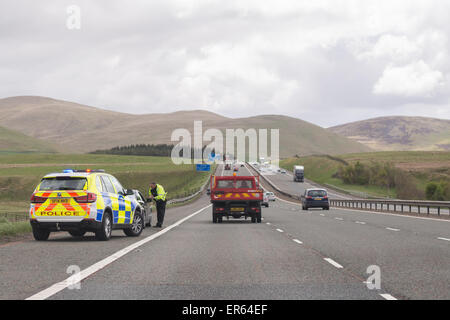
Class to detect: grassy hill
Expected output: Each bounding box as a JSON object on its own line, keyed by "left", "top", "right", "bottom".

{"left": 0, "top": 96, "right": 370, "bottom": 157}
{"left": 329, "top": 116, "right": 450, "bottom": 151}
{"left": 280, "top": 151, "right": 450, "bottom": 200}
{"left": 0, "top": 126, "right": 59, "bottom": 153}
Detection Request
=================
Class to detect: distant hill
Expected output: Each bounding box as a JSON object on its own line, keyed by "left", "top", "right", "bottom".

{"left": 0, "top": 126, "right": 58, "bottom": 153}
{"left": 0, "top": 96, "right": 370, "bottom": 157}
{"left": 329, "top": 116, "right": 450, "bottom": 151}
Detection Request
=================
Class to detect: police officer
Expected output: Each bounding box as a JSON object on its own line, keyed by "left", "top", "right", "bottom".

{"left": 148, "top": 182, "right": 167, "bottom": 228}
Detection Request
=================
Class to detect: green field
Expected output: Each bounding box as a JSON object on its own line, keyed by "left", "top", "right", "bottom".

{"left": 280, "top": 151, "right": 450, "bottom": 199}
{"left": 0, "top": 153, "right": 214, "bottom": 237}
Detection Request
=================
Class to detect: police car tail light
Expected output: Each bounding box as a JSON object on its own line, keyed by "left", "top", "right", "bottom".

{"left": 30, "top": 194, "right": 47, "bottom": 203}
{"left": 74, "top": 192, "right": 97, "bottom": 203}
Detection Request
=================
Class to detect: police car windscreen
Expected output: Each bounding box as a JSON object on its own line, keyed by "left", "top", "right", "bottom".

{"left": 307, "top": 190, "right": 327, "bottom": 197}
{"left": 39, "top": 177, "right": 87, "bottom": 191}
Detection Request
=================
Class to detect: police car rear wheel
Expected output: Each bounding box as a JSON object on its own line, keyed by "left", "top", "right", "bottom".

{"left": 95, "top": 213, "right": 112, "bottom": 241}
{"left": 124, "top": 212, "right": 144, "bottom": 237}
{"left": 32, "top": 225, "right": 50, "bottom": 241}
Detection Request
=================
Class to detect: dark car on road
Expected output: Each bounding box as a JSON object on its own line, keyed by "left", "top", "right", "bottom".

{"left": 301, "top": 188, "right": 329, "bottom": 210}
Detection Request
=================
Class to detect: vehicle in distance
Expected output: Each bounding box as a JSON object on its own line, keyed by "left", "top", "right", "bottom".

{"left": 233, "top": 163, "right": 239, "bottom": 171}
{"left": 224, "top": 160, "right": 232, "bottom": 170}
{"left": 210, "top": 175, "right": 263, "bottom": 223}
{"left": 266, "top": 192, "right": 276, "bottom": 201}
{"left": 262, "top": 192, "right": 269, "bottom": 207}
{"left": 280, "top": 169, "right": 286, "bottom": 174}
{"left": 29, "top": 169, "right": 145, "bottom": 241}
{"left": 293, "top": 165, "right": 304, "bottom": 182}
{"left": 301, "top": 188, "right": 329, "bottom": 210}
{"left": 131, "top": 189, "right": 152, "bottom": 227}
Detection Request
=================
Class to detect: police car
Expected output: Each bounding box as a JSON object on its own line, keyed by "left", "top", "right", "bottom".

{"left": 29, "top": 169, "right": 145, "bottom": 241}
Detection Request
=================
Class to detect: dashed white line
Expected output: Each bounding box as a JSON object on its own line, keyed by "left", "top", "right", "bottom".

{"left": 355, "top": 221, "right": 366, "bottom": 225}
{"left": 293, "top": 239, "right": 303, "bottom": 244}
{"left": 324, "top": 258, "right": 343, "bottom": 269}
{"left": 276, "top": 228, "right": 284, "bottom": 233}
{"left": 335, "top": 217, "right": 343, "bottom": 221}
{"left": 266, "top": 222, "right": 271, "bottom": 225}
{"left": 380, "top": 293, "right": 397, "bottom": 300}
{"left": 386, "top": 227, "right": 400, "bottom": 232}
{"left": 437, "top": 237, "right": 450, "bottom": 242}
{"left": 319, "top": 214, "right": 325, "bottom": 216}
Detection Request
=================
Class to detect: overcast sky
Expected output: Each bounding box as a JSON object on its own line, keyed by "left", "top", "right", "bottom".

{"left": 1, "top": 0, "right": 449, "bottom": 127}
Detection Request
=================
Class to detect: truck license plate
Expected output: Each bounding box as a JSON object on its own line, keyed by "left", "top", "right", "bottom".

{"left": 231, "top": 207, "right": 244, "bottom": 212}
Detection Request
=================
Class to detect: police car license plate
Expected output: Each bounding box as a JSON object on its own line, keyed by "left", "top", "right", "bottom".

{"left": 51, "top": 199, "right": 70, "bottom": 204}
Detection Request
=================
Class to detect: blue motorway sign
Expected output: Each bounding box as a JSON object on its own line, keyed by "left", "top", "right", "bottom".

{"left": 196, "top": 164, "right": 211, "bottom": 172}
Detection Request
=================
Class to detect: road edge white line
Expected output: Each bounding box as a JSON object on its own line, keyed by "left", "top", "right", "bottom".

{"left": 26, "top": 204, "right": 212, "bottom": 300}
{"left": 380, "top": 293, "right": 397, "bottom": 300}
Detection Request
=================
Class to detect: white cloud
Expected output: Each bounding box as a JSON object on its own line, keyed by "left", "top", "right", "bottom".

{"left": 0, "top": 0, "right": 450, "bottom": 126}
{"left": 373, "top": 60, "right": 444, "bottom": 97}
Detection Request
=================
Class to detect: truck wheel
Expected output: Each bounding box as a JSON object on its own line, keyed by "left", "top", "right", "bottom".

{"left": 256, "top": 211, "right": 262, "bottom": 223}
{"left": 32, "top": 225, "right": 50, "bottom": 241}
{"left": 251, "top": 214, "right": 256, "bottom": 223}
{"left": 124, "top": 212, "right": 144, "bottom": 237}
{"left": 68, "top": 230, "right": 86, "bottom": 237}
{"left": 95, "top": 212, "right": 112, "bottom": 241}
{"left": 212, "top": 212, "right": 218, "bottom": 223}
{"left": 218, "top": 215, "right": 223, "bottom": 223}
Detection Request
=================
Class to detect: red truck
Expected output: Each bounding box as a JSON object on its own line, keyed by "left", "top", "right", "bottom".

{"left": 210, "top": 174, "right": 263, "bottom": 223}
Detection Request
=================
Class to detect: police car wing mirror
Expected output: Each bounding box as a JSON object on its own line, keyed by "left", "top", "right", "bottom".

{"left": 124, "top": 189, "right": 134, "bottom": 196}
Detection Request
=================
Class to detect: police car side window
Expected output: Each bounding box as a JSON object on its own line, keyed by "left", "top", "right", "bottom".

{"left": 100, "top": 176, "right": 116, "bottom": 194}
{"left": 109, "top": 176, "right": 124, "bottom": 194}
{"left": 96, "top": 176, "right": 104, "bottom": 192}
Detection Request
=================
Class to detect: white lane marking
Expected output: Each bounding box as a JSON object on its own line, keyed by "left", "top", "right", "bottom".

{"left": 293, "top": 239, "right": 303, "bottom": 244}
{"left": 335, "top": 217, "right": 343, "bottom": 221}
{"left": 355, "top": 221, "right": 366, "bottom": 225}
{"left": 26, "top": 204, "right": 212, "bottom": 300}
{"left": 386, "top": 227, "right": 400, "bottom": 232}
{"left": 276, "top": 228, "right": 284, "bottom": 233}
{"left": 437, "top": 237, "right": 450, "bottom": 242}
{"left": 380, "top": 293, "right": 397, "bottom": 300}
{"left": 333, "top": 207, "right": 450, "bottom": 223}
{"left": 320, "top": 214, "right": 325, "bottom": 216}
{"left": 324, "top": 258, "right": 343, "bottom": 269}
{"left": 266, "top": 222, "right": 271, "bottom": 225}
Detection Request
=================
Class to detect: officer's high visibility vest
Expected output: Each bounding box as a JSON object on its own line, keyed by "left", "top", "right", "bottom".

{"left": 149, "top": 184, "right": 167, "bottom": 201}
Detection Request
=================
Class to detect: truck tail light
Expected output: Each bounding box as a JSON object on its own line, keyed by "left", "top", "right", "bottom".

{"left": 251, "top": 207, "right": 260, "bottom": 212}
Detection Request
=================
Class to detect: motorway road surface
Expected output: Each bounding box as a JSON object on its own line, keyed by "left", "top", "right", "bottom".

{"left": 0, "top": 164, "right": 449, "bottom": 300}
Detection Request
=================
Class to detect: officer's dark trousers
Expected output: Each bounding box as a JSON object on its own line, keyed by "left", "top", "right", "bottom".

{"left": 156, "top": 200, "right": 166, "bottom": 226}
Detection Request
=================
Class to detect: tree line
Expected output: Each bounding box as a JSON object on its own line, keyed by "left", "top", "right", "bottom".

{"left": 90, "top": 143, "right": 213, "bottom": 159}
